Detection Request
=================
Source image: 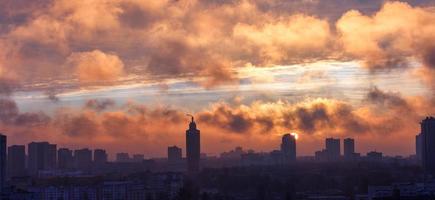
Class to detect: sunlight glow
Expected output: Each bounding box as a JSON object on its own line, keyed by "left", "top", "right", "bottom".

{"left": 291, "top": 132, "right": 299, "bottom": 140}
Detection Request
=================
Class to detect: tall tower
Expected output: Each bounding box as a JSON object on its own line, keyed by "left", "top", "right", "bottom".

{"left": 343, "top": 138, "right": 355, "bottom": 160}
{"left": 280, "top": 134, "right": 296, "bottom": 162}
{"left": 0, "top": 134, "right": 6, "bottom": 192}
{"left": 422, "top": 117, "right": 435, "bottom": 174}
{"left": 186, "top": 115, "right": 200, "bottom": 173}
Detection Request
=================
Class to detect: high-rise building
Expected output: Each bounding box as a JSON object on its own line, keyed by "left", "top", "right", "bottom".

{"left": 416, "top": 133, "right": 422, "bottom": 162}
{"left": 28, "top": 142, "right": 56, "bottom": 175}
{"left": 422, "top": 117, "right": 435, "bottom": 174}
{"left": 74, "top": 148, "right": 92, "bottom": 170}
{"left": 325, "top": 138, "right": 340, "bottom": 160}
{"left": 58, "top": 148, "right": 74, "bottom": 169}
{"left": 280, "top": 133, "right": 296, "bottom": 162}
{"left": 344, "top": 138, "right": 355, "bottom": 160}
{"left": 7, "top": 145, "right": 26, "bottom": 178}
{"left": 48, "top": 144, "right": 57, "bottom": 169}
{"left": 94, "top": 149, "right": 108, "bottom": 165}
{"left": 0, "top": 134, "right": 6, "bottom": 192}
{"left": 116, "top": 153, "right": 130, "bottom": 162}
{"left": 168, "top": 146, "right": 182, "bottom": 164}
{"left": 186, "top": 116, "right": 200, "bottom": 173}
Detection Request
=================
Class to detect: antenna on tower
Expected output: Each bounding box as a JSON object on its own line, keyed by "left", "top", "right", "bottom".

{"left": 186, "top": 114, "right": 194, "bottom": 122}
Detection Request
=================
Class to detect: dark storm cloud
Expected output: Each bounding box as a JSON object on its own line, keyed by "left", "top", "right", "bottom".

{"left": 365, "top": 86, "right": 411, "bottom": 110}
{"left": 85, "top": 99, "right": 116, "bottom": 112}
{"left": 0, "top": 98, "right": 50, "bottom": 126}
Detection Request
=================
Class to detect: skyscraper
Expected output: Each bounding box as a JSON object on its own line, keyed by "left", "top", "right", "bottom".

{"left": 94, "top": 149, "right": 108, "bottom": 165}
{"left": 7, "top": 145, "right": 26, "bottom": 178}
{"left": 74, "top": 148, "right": 92, "bottom": 170}
{"left": 280, "top": 133, "right": 296, "bottom": 162}
{"left": 416, "top": 133, "right": 422, "bottom": 162}
{"left": 168, "top": 146, "right": 182, "bottom": 164}
{"left": 28, "top": 142, "right": 56, "bottom": 175}
{"left": 343, "top": 138, "right": 355, "bottom": 160}
{"left": 186, "top": 115, "right": 200, "bottom": 173}
{"left": 58, "top": 148, "right": 74, "bottom": 169}
{"left": 0, "top": 134, "right": 6, "bottom": 192}
{"left": 422, "top": 117, "right": 435, "bottom": 174}
{"left": 325, "top": 138, "right": 340, "bottom": 160}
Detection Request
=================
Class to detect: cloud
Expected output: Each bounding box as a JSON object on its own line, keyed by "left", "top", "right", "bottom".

{"left": 365, "top": 86, "right": 411, "bottom": 111}
{"left": 67, "top": 50, "right": 125, "bottom": 84}
{"left": 0, "top": 98, "right": 50, "bottom": 126}
{"left": 85, "top": 99, "right": 116, "bottom": 112}
{"left": 1, "top": 0, "right": 435, "bottom": 92}
{"left": 336, "top": 2, "right": 435, "bottom": 71}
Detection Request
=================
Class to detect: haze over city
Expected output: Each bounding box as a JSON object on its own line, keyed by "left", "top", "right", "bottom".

{"left": 1, "top": 0, "right": 435, "bottom": 158}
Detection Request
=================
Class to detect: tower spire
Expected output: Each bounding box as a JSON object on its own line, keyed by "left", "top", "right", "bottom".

{"left": 186, "top": 114, "right": 194, "bottom": 123}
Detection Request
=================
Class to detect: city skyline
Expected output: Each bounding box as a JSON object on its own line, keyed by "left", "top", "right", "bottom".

{"left": 1, "top": 0, "right": 435, "bottom": 158}
{"left": 0, "top": 117, "right": 426, "bottom": 161}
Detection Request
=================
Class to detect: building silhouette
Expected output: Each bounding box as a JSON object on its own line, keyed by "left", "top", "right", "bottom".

{"left": 366, "top": 151, "right": 383, "bottom": 161}
{"left": 28, "top": 142, "right": 57, "bottom": 175}
{"left": 7, "top": 145, "right": 26, "bottom": 178}
{"left": 280, "top": 133, "right": 296, "bottom": 162}
{"left": 116, "top": 153, "right": 130, "bottom": 162}
{"left": 416, "top": 133, "right": 422, "bottom": 163}
{"left": 58, "top": 148, "right": 74, "bottom": 169}
{"left": 94, "top": 149, "right": 108, "bottom": 165}
{"left": 132, "top": 154, "right": 144, "bottom": 162}
{"left": 74, "top": 148, "right": 92, "bottom": 170}
{"left": 344, "top": 138, "right": 355, "bottom": 160}
{"left": 422, "top": 117, "right": 435, "bottom": 174}
{"left": 0, "top": 134, "right": 6, "bottom": 192}
{"left": 186, "top": 115, "right": 200, "bottom": 173}
{"left": 168, "top": 146, "right": 182, "bottom": 164}
{"left": 326, "top": 138, "right": 340, "bottom": 160}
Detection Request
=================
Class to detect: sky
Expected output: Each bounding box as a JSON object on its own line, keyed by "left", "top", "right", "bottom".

{"left": 1, "top": 0, "right": 435, "bottom": 159}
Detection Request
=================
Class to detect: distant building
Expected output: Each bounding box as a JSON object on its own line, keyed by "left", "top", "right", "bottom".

{"left": 366, "top": 151, "right": 383, "bottom": 161}
{"left": 58, "top": 148, "right": 74, "bottom": 169}
{"left": 280, "top": 133, "right": 296, "bottom": 162}
{"left": 116, "top": 153, "right": 130, "bottom": 162}
{"left": 416, "top": 133, "right": 422, "bottom": 163}
{"left": 74, "top": 148, "right": 92, "bottom": 170}
{"left": 7, "top": 145, "right": 26, "bottom": 178}
{"left": 315, "top": 150, "right": 328, "bottom": 161}
{"left": 220, "top": 147, "right": 245, "bottom": 159}
{"left": 132, "top": 154, "right": 144, "bottom": 162}
{"left": 326, "top": 138, "right": 340, "bottom": 160}
{"left": 28, "top": 142, "right": 57, "bottom": 175}
{"left": 94, "top": 149, "right": 108, "bottom": 165}
{"left": 186, "top": 115, "right": 200, "bottom": 173}
{"left": 422, "top": 116, "right": 435, "bottom": 174}
{"left": 344, "top": 138, "right": 355, "bottom": 160}
{"left": 168, "top": 146, "right": 182, "bottom": 164}
{"left": 0, "top": 134, "right": 6, "bottom": 192}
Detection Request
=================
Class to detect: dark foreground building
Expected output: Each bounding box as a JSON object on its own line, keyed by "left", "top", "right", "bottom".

{"left": 280, "top": 133, "right": 296, "bottom": 162}
{"left": 422, "top": 116, "right": 435, "bottom": 174}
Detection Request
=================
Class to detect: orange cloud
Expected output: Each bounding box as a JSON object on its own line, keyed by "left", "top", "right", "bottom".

{"left": 337, "top": 2, "right": 435, "bottom": 71}
{"left": 67, "top": 50, "right": 125, "bottom": 83}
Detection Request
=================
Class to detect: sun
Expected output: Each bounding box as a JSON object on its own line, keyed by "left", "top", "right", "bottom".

{"left": 291, "top": 132, "right": 299, "bottom": 140}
